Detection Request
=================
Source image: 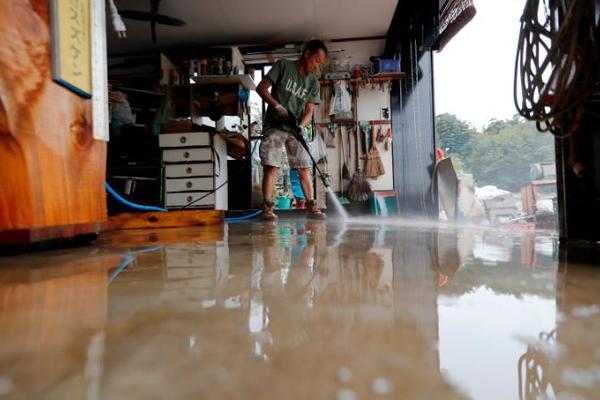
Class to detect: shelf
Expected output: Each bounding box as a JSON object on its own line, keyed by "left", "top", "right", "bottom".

{"left": 368, "top": 72, "right": 406, "bottom": 81}
{"left": 190, "top": 74, "right": 256, "bottom": 90}
{"left": 118, "top": 87, "right": 165, "bottom": 96}
{"left": 319, "top": 72, "right": 405, "bottom": 86}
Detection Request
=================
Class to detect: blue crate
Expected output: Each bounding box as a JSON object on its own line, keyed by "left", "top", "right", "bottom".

{"left": 378, "top": 59, "right": 401, "bottom": 73}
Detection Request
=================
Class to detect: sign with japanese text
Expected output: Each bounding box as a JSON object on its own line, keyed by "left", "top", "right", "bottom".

{"left": 51, "top": 0, "right": 92, "bottom": 98}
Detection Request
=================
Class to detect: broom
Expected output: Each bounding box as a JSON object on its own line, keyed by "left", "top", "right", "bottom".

{"left": 365, "top": 122, "right": 385, "bottom": 179}
{"left": 347, "top": 122, "right": 371, "bottom": 202}
{"left": 337, "top": 128, "right": 350, "bottom": 204}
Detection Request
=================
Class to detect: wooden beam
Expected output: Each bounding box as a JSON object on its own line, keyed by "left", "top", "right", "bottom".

{"left": 108, "top": 210, "right": 223, "bottom": 230}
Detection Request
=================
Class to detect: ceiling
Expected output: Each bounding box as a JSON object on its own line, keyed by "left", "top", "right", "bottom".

{"left": 107, "top": 0, "right": 399, "bottom": 55}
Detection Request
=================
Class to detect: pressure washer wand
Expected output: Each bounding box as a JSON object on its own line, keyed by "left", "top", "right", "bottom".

{"left": 285, "top": 114, "right": 330, "bottom": 188}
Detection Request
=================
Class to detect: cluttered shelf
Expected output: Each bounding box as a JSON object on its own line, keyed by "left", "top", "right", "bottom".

{"left": 314, "top": 119, "right": 391, "bottom": 127}
{"left": 190, "top": 74, "right": 256, "bottom": 90}
{"left": 319, "top": 72, "right": 405, "bottom": 86}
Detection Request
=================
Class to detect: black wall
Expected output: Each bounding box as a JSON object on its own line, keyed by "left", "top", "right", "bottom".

{"left": 390, "top": 52, "right": 437, "bottom": 217}
{"left": 386, "top": 0, "right": 440, "bottom": 218}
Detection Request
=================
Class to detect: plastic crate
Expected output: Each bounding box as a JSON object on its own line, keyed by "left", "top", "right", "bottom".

{"left": 378, "top": 59, "right": 401, "bottom": 73}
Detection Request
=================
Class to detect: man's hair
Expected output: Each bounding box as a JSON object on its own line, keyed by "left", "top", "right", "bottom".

{"left": 303, "top": 39, "right": 328, "bottom": 57}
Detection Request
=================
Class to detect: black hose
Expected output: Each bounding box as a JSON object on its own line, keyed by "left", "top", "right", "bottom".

{"left": 514, "top": 0, "right": 599, "bottom": 137}
{"left": 283, "top": 113, "right": 331, "bottom": 188}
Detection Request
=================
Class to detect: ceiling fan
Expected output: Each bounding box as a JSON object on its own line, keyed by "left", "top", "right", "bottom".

{"left": 119, "top": 0, "right": 187, "bottom": 43}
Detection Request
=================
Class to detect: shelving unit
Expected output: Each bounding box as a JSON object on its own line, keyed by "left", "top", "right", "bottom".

{"left": 162, "top": 73, "right": 254, "bottom": 211}
{"left": 319, "top": 72, "right": 405, "bottom": 86}
{"left": 191, "top": 74, "right": 256, "bottom": 90}
{"left": 159, "top": 130, "right": 228, "bottom": 210}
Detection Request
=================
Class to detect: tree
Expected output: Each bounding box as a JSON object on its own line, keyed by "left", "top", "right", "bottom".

{"left": 435, "top": 113, "right": 555, "bottom": 192}
{"left": 463, "top": 119, "right": 554, "bottom": 191}
{"left": 435, "top": 113, "right": 476, "bottom": 158}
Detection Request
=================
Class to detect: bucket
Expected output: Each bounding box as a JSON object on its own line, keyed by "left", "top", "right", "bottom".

{"left": 275, "top": 196, "right": 292, "bottom": 209}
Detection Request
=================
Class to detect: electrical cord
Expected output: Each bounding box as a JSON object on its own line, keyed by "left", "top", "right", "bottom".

{"left": 514, "top": 0, "right": 599, "bottom": 137}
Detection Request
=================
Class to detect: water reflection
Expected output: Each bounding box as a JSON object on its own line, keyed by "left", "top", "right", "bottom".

{"left": 0, "top": 221, "right": 598, "bottom": 399}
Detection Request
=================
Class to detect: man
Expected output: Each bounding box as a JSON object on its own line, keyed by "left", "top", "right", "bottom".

{"left": 257, "top": 39, "right": 327, "bottom": 220}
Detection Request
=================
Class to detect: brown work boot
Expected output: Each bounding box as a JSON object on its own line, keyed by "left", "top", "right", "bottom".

{"left": 306, "top": 199, "right": 326, "bottom": 220}
{"left": 261, "top": 199, "right": 278, "bottom": 221}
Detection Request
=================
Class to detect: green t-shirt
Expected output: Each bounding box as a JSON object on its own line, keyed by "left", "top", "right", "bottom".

{"left": 263, "top": 59, "right": 321, "bottom": 132}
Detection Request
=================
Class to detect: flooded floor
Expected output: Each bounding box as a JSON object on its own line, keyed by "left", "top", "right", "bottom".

{"left": 0, "top": 218, "right": 599, "bottom": 399}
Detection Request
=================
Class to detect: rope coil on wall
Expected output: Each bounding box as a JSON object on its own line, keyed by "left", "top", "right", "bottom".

{"left": 514, "top": 0, "right": 600, "bottom": 137}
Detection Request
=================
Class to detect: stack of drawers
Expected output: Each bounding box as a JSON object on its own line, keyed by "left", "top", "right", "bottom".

{"left": 159, "top": 131, "right": 228, "bottom": 210}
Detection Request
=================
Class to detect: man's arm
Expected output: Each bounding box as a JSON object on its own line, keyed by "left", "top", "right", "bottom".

{"left": 256, "top": 77, "right": 279, "bottom": 108}
{"left": 299, "top": 103, "right": 315, "bottom": 128}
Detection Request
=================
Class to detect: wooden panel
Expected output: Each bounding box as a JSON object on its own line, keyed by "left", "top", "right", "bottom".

{"left": 0, "top": 0, "right": 107, "bottom": 243}
{"left": 108, "top": 209, "right": 223, "bottom": 230}
{"left": 0, "top": 221, "right": 106, "bottom": 246}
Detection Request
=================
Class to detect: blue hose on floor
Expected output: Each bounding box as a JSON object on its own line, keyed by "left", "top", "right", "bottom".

{"left": 224, "top": 209, "right": 262, "bottom": 222}
{"left": 105, "top": 182, "right": 167, "bottom": 212}
{"left": 106, "top": 182, "right": 262, "bottom": 221}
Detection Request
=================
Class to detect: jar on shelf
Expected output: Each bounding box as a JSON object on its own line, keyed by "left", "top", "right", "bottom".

{"left": 200, "top": 59, "right": 208, "bottom": 75}
{"left": 216, "top": 58, "right": 224, "bottom": 75}
{"left": 224, "top": 60, "right": 232, "bottom": 75}
{"left": 208, "top": 58, "right": 217, "bottom": 75}
{"left": 169, "top": 68, "right": 179, "bottom": 85}
{"left": 188, "top": 60, "right": 197, "bottom": 77}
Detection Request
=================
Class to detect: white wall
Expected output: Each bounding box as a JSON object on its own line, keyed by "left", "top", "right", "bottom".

{"left": 315, "top": 39, "right": 394, "bottom": 193}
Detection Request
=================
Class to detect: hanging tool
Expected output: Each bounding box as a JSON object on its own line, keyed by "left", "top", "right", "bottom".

{"left": 365, "top": 122, "right": 385, "bottom": 179}
{"left": 384, "top": 126, "right": 392, "bottom": 151}
{"left": 347, "top": 124, "right": 353, "bottom": 176}
{"left": 341, "top": 126, "right": 351, "bottom": 180}
{"left": 376, "top": 126, "right": 385, "bottom": 143}
{"left": 348, "top": 122, "right": 371, "bottom": 201}
{"left": 325, "top": 123, "right": 336, "bottom": 148}
{"left": 338, "top": 127, "right": 350, "bottom": 204}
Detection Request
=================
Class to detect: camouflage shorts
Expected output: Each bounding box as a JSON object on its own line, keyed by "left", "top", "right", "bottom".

{"left": 259, "top": 128, "right": 311, "bottom": 169}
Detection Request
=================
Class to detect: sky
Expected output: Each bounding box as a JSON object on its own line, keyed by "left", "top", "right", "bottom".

{"left": 434, "top": 0, "right": 526, "bottom": 129}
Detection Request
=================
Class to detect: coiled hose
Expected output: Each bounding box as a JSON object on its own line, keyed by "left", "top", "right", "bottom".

{"left": 514, "top": 0, "right": 599, "bottom": 137}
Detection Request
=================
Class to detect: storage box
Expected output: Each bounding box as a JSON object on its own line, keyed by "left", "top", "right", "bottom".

{"left": 377, "top": 59, "right": 401, "bottom": 73}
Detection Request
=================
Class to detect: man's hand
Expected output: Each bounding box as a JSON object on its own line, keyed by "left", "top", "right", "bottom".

{"left": 299, "top": 124, "right": 307, "bottom": 137}
{"left": 275, "top": 104, "right": 289, "bottom": 119}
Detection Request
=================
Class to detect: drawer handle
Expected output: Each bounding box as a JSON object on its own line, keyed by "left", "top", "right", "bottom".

{"left": 186, "top": 181, "right": 192, "bottom": 188}
{"left": 186, "top": 167, "right": 193, "bottom": 174}
{"left": 186, "top": 195, "right": 193, "bottom": 202}
{"left": 180, "top": 136, "right": 187, "bottom": 144}
{"left": 183, "top": 151, "right": 190, "bottom": 158}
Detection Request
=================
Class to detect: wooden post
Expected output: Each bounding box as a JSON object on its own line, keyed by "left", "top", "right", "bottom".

{"left": 0, "top": 0, "right": 107, "bottom": 244}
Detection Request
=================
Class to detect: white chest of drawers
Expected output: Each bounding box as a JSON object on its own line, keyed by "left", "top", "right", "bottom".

{"left": 159, "top": 131, "right": 228, "bottom": 210}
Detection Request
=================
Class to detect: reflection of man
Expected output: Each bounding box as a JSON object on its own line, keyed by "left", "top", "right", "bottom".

{"left": 256, "top": 40, "right": 328, "bottom": 221}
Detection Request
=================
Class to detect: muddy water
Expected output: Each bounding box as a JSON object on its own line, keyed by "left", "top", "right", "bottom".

{"left": 0, "top": 220, "right": 598, "bottom": 399}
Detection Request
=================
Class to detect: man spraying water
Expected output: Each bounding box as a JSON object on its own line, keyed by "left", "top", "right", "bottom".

{"left": 256, "top": 39, "right": 328, "bottom": 221}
